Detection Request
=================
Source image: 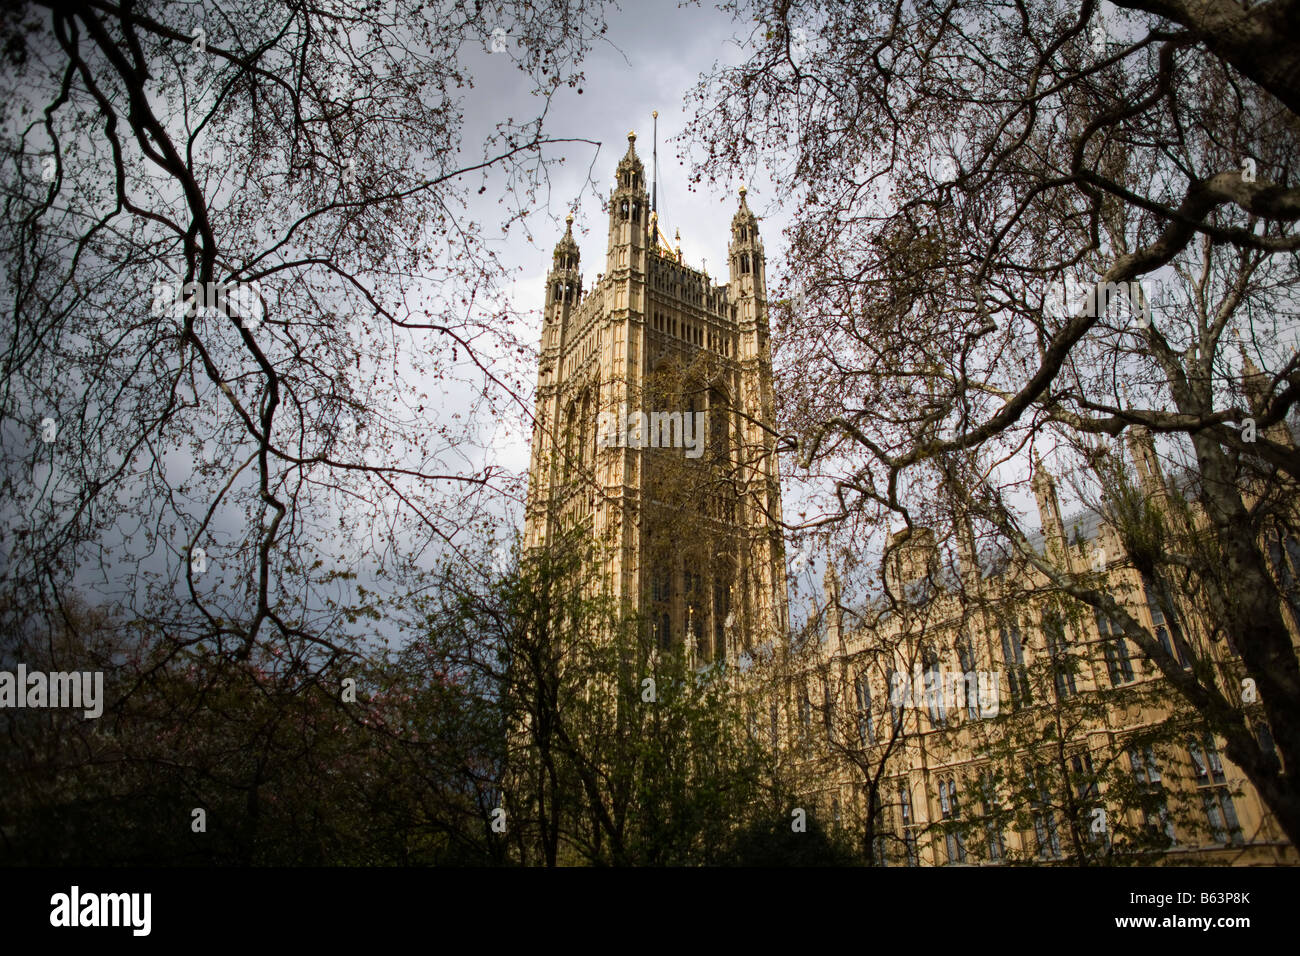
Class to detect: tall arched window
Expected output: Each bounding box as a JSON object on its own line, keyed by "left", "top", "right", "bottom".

{"left": 712, "top": 568, "right": 732, "bottom": 662}
{"left": 562, "top": 403, "right": 578, "bottom": 480}
{"left": 939, "top": 778, "right": 966, "bottom": 864}
{"left": 579, "top": 392, "right": 594, "bottom": 469}
{"left": 855, "top": 671, "right": 874, "bottom": 745}
{"left": 708, "top": 387, "right": 731, "bottom": 464}
{"left": 981, "top": 771, "right": 1004, "bottom": 861}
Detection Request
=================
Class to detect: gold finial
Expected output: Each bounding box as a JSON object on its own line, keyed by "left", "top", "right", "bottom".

{"left": 565, "top": 211, "right": 574, "bottom": 226}
{"left": 738, "top": 182, "right": 747, "bottom": 198}
{"left": 652, "top": 109, "right": 658, "bottom": 119}
{"left": 628, "top": 130, "right": 636, "bottom": 144}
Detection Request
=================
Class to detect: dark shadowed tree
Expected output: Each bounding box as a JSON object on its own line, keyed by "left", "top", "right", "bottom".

{"left": 688, "top": 0, "right": 1300, "bottom": 845}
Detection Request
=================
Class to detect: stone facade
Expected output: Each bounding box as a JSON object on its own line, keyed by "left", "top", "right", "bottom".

{"left": 524, "top": 133, "right": 788, "bottom": 660}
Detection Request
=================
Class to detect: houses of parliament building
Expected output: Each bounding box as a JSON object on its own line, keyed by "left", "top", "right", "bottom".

{"left": 522, "top": 132, "right": 1298, "bottom": 865}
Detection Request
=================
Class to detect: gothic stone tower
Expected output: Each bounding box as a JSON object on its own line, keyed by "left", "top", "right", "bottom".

{"left": 523, "top": 131, "right": 788, "bottom": 662}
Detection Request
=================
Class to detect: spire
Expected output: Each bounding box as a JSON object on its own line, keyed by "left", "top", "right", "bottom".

{"left": 1031, "top": 452, "right": 1068, "bottom": 561}
{"left": 616, "top": 129, "right": 644, "bottom": 183}
{"left": 545, "top": 210, "right": 581, "bottom": 321}
{"left": 1126, "top": 423, "right": 1167, "bottom": 498}
{"left": 607, "top": 130, "right": 648, "bottom": 261}
{"left": 651, "top": 110, "right": 659, "bottom": 218}
{"left": 685, "top": 605, "right": 697, "bottom": 669}
{"left": 1233, "top": 326, "right": 1269, "bottom": 409}
{"left": 732, "top": 182, "right": 757, "bottom": 230}
{"left": 552, "top": 211, "right": 579, "bottom": 266}
{"left": 730, "top": 182, "right": 762, "bottom": 291}
{"left": 823, "top": 563, "right": 841, "bottom": 609}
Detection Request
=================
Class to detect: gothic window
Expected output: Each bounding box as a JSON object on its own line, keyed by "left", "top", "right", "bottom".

{"left": 656, "top": 610, "right": 672, "bottom": 650}
{"left": 899, "top": 780, "right": 919, "bottom": 866}
{"left": 620, "top": 199, "right": 629, "bottom": 220}
{"left": 579, "top": 392, "right": 594, "bottom": 469}
{"left": 1000, "top": 621, "right": 1031, "bottom": 707}
{"left": 739, "top": 252, "right": 750, "bottom": 274}
{"left": 1142, "top": 572, "right": 1191, "bottom": 669}
{"left": 869, "top": 788, "right": 890, "bottom": 866}
{"left": 1266, "top": 529, "right": 1300, "bottom": 627}
{"left": 823, "top": 678, "right": 836, "bottom": 742}
{"left": 1028, "top": 763, "right": 1061, "bottom": 859}
{"left": 651, "top": 563, "right": 671, "bottom": 603}
{"left": 713, "top": 578, "right": 730, "bottom": 661}
{"left": 708, "top": 387, "right": 731, "bottom": 464}
{"left": 1070, "top": 753, "right": 1105, "bottom": 847}
{"left": 957, "top": 634, "right": 979, "bottom": 718}
{"left": 980, "top": 771, "right": 1004, "bottom": 861}
{"left": 855, "top": 671, "right": 875, "bottom": 746}
{"left": 921, "top": 642, "right": 946, "bottom": 727}
{"left": 562, "top": 403, "right": 578, "bottom": 480}
{"left": 1188, "top": 735, "right": 1242, "bottom": 845}
{"left": 632, "top": 201, "right": 641, "bottom": 223}
{"left": 1129, "top": 745, "right": 1175, "bottom": 844}
{"left": 1097, "top": 608, "right": 1135, "bottom": 685}
{"left": 938, "top": 778, "right": 966, "bottom": 864}
{"left": 1044, "top": 611, "right": 1076, "bottom": 700}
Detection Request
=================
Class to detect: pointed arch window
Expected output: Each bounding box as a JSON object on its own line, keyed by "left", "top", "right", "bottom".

{"left": 562, "top": 403, "right": 578, "bottom": 480}
{"left": 655, "top": 611, "right": 671, "bottom": 650}
{"left": 980, "top": 771, "right": 1004, "bottom": 861}
{"left": 1029, "top": 763, "right": 1061, "bottom": 859}
{"left": 938, "top": 778, "right": 966, "bottom": 864}
{"left": 1189, "top": 734, "right": 1242, "bottom": 844}
{"left": 1000, "top": 620, "right": 1031, "bottom": 706}
{"left": 712, "top": 567, "right": 733, "bottom": 662}
{"left": 957, "top": 634, "right": 979, "bottom": 718}
{"left": 708, "top": 387, "right": 731, "bottom": 464}
{"left": 1097, "top": 609, "right": 1135, "bottom": 686}
{"left": 1044, "top": 612, "right": 1076, "bottom": 699}
{"left": 899, "top": 780, "right": 919, "bottom": 866}
{"left": 855, "top": 671, "right": 875, "bottom": 745}
{"left": 579, "top": 392, "right": 594, "bottom": 469}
